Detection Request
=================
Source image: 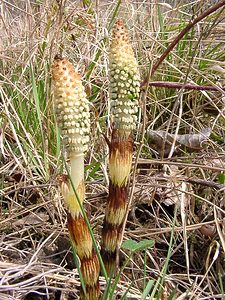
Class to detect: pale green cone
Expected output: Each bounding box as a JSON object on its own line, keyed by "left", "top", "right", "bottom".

{"left": 109, "top": 19, "right": 140, "bottom": 133}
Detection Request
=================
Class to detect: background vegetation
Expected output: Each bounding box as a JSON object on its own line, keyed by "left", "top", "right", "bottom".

{"left": 0, "top": 0, "right": 225, "bottom": 299}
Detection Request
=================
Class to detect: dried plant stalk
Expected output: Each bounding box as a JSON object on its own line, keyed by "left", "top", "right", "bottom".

{"left": 101, "top": 20, "right": 140, "bottom": 276}
{"left": 52, "top": 56, "right": 100, "bottom": 300}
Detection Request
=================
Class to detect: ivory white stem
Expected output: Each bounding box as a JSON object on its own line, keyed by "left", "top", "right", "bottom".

{"left": 62, "top": 153, "right": 85, "bottom": 218}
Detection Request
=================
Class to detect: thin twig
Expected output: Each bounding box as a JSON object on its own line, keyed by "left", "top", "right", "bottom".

{"left": 127, "top": 220, "right": 220, "bottom": 237}
{"left": 138, "top": 175, "right": 225, "bottom": 190}
{"left": 148, "top": 81, "right": 225, "bottom": 92}
{"left": 186, "top": 178, "right": 225, "bottom": 190}
{"left": 138, "top": 158, "right": 225, "bottom": 172}
{"left": 141, "top": 0, "right": 225, "bottom": 87}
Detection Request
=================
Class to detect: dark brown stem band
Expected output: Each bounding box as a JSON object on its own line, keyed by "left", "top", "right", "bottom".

{"left": 67, "top": 213, "right": 100, "bottom": 300}
{"left": 101, "top": 129, "right": 133, "bottom": 276}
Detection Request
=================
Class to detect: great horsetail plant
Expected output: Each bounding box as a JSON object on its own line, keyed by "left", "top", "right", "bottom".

{"left": 101, "top": 20, "right": 140, "bottom": 275}
{"left": 52, "top": 56, "right": 100, "bottom": 300}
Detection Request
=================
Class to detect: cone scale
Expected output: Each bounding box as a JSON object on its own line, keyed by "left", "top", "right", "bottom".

{"left": 52, "top": 56, "right": 100, "bottom": 300}
{"left": 101, "top": 20, "right": 140, "bottom": 276}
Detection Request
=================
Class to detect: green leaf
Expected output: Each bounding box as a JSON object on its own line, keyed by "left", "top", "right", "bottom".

{"left": 122, "top": 239, "right": 154, "bottom": 252}
{"left": 122, "top": 239, "right": 138, "bottom": 251}
{"left": 85, "top": 161, "right": 101, "bottom": 179}
{"left": 133, "top": 239, "right": 155, "bottom": 252}
{"left": 218, "top": 173, "right": 225, "bottom": 184}
{"left": 140, "top": 279, "right": 154, "bottom": 300}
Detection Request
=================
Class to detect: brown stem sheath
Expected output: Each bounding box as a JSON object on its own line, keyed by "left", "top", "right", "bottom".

{"left": 68, "top": 213, "right": 100, "bottom": 300}
{"left": 58, "top": 176, "right": 101, "bottom": 300}
{"left": 101, "top": 129, "right": 133, "bottom": 276}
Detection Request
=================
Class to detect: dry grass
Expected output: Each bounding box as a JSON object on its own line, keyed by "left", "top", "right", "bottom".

{"left": 1, "top": 0, "right": 225, "bottom": 299}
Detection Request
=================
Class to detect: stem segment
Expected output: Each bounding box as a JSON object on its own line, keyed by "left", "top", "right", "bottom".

{"left": 101, "top": 20, "right": 140, "bottom": 276}
{"left": 52, "top": 56, "right": 100, "bottom": 299}
{"left": 101, "top": 130, "right": 133, "bottom": 275}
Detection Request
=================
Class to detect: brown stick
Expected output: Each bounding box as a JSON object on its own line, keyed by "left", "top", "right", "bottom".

{"left": 148, "top": 81, "right": 225, "bottom": 92}
{"left": 138, "top": 158, "right": 225, "bottom": 172}
{"left": 141, "top": 0, "right": 225, "bottom": 87}
{"left": 186, "top": 178, "right": 225, "bottom": 190}
{"left": 139, "top": 175, "right": 225, "bottom": 190}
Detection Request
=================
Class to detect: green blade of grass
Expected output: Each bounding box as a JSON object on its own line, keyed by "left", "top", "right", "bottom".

{"left": 30, "top": 65, "right": 48, "bottom": 178}
{"left": 140, "top": 280, "right": 154, "bottom": 300}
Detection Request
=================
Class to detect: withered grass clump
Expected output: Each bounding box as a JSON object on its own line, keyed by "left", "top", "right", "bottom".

{"left": 101, "top": 19, "right": 140, "bottom": 276}
{"left": 52, "top": 56, "right": 100, "bottom": 300}
{"left": 2, "top": 1, "right": 225, "bottom": 299}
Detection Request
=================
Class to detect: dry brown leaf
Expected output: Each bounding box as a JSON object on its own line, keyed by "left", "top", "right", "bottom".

{"left": 199, "top": 224, "right": 216, "bottom": 238}
{"left": 202, "top": 157, "right": 225, "bottom": 169}
{"left": 12, "top": 212, "right": 49, "bottom": 227}
{"left": 162, "top": 177, "right": 192, "bottom": 207}
{"left": 147, "top": 128, "right": 211, "bottom": 157}
{"left": 177, "top": 128, "right": 211, "bottom": 149}
{"left": 153, "top": 166, "right": 192, "bottom": 207}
